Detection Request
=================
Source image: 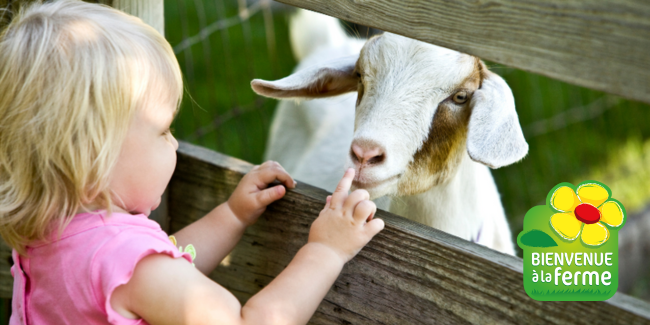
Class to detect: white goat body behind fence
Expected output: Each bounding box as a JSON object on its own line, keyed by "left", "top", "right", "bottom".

{"left": 256, "top": 9, "right": 528, "bottom": 255}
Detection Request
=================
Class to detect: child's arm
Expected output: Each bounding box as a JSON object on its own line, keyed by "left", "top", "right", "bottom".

{"left": 171, "top": 161, "right": 296, "bottom": 274}
{"left": 111, "top": 169, "right": 384, "bottom": 325}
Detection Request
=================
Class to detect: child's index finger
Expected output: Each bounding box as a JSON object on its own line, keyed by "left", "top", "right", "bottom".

{"left": 330, "top": 168, "right": 355, "bottom": 209}
{"left": 336, "top": 168, "right": 354, "bottom": 193}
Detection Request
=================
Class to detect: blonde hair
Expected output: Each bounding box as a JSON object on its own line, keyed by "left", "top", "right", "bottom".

{"left": 0, "top": 0, "right": 183, "bottom": 254}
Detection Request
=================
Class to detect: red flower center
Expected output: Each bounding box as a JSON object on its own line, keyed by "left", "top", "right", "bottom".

{"left": 574, "top": 203, "right": 601, "bottom": 224}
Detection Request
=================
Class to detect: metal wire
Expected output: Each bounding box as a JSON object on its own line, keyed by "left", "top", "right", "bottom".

{"left": 523, "top": 96, "right": 622, "bottom": 137}
{"left": 172, "top": 1, "right": 263, "bottom": 55}
{"left": 185, "top": 98, "right": 268, "bottom": 142}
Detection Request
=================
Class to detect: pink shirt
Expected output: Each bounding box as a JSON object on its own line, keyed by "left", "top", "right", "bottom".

{"left": 10, "top": 211, "right": 192, "bottom": 325}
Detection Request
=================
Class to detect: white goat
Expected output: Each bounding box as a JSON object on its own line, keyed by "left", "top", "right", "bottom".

{"left": 254, "top": 10, "right": 528, "bottom": 255}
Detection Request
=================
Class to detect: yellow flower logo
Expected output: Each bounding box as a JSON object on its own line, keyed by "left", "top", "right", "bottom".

{"left": 549, "top": 182, "right": 625, "bottom": 246}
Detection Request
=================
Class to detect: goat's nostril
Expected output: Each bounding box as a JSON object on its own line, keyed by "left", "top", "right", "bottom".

{"left": 350, "top": 147, "right": 361, "bottom": 163}
{"left": 351, "top": 144, "right": 365, "bottom": 163}
{"left": 368, "top": 153, "right": 385, "bottom": 165}
{"left": 351, "top": 142, "right": 386, "bottom": 165}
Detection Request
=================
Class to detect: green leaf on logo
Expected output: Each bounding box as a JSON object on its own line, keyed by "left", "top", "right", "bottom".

{"left": 520, "top": 230, "right": 558, "bottom": 247}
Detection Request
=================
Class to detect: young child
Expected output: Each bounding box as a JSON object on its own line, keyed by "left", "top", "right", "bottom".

{"left": 0, "top": 1, "right": 384, "bottom": 324}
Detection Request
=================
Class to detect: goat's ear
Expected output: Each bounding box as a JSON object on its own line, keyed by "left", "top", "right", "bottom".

{"left": 466, "top": 72, "right": 528, "bottom": 168}
{"left": 251, "top": 55, "right": 359, "bottom": 99}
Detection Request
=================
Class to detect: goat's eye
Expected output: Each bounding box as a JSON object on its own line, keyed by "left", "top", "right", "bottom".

{"left": 356, "top": 72, "right": 361, "bottom": 78}
{"left": 452, "top": 91, "right": 468, "bottom": 104}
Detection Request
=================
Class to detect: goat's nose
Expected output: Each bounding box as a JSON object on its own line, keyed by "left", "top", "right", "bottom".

{"left": 351, "top": 141, "right": 386, "bottom": 166}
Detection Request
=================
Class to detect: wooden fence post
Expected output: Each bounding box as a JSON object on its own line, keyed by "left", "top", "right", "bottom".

{"left": 106, "top": 0, "right": 169, "bottom": 230}
{"left": 111, "top": 0, "right": 164, "bottom": 36}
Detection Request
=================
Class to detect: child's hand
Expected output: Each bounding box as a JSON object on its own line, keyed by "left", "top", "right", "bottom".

{"left": 227, "top": 161, "right": 296, "bottom": 226}
{"left": 308, "top": 168, "right": 385, "bottom": 263}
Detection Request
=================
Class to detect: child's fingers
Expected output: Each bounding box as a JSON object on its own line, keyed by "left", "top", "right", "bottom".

{"left": 323, "top": 195, "right": 332, "bottom": 210}
{"left": 256, "top": 162, "right": 295, "bottom": 189}
{"left": 364, "top": 218, "right": 385, "bottom": 237}
{"left": 269, "top": 161, "right": 297, "bottom": 188}
{"left": 352, "top": 200, "right": 376, "bottom": 223}
{"left": 344, "top": 189, "right": 369, "bottom": 216}
{"left": 255, "top": 184, "right": 286, "bottom": 207}
{"left": 366, "top": 210, "right": 376, "bottom": 222}
{"left": 330, "top": 168, "right": 354, "bottom": 209}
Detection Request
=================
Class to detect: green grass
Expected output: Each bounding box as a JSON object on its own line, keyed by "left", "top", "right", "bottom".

{"left": 531, "top": 289, "right": 612, "bottom": 295}
{"left": 529, "top": 288, "right": 613, "bottom": 301}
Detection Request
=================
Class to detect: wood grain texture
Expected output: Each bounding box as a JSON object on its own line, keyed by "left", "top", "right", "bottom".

{"left": 167, "top": 142, "right": 650, "bottom": 324}
{"left": 0, "top": 1, "right": 147, "bottom": 29}
{"left": 1, "top": 141, "right": 650, "bottom": 319}
{"left": 276, "top": 0, "right": 650, "bottom": 105}
{"left": 1, "top": 141, "right": 649, "bottom": 320}
{"left": 0, "top": 240, "right": 11, "bottom": 299}
{"left": 112, "top": 0, "right": 164, "bottom": 35}
{"left": 0, "top": 0, "right": 10, "bottom": 30}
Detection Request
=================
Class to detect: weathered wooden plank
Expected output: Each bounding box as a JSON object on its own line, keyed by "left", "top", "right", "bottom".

{"left": 168, "top": 141, "right": 650, "bottom": 324}
{"left": 0, "top": 240, "right": 11, "bottom": 299}
{"left": 0, "top": 0, "right": 10, "bottom": 31}
{"left": 111, "top": 0, "right": 164, "bottom": 36}
{"left": 2, "top": 141, "right": 650, "bottom": 320}
{"left": 0, "top": 1, "right": 161, "bottom": 34}
{"left": 275, "top": 0, "right": 650, "bottom": 105}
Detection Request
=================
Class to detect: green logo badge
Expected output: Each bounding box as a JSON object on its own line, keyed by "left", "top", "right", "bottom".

{"left": 517, "top": 181, "right": 626, "bottom": 301}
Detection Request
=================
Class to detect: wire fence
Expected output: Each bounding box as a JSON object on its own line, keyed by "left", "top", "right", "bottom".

{"left": 165, "top": 0, "right": 293, "bottom": 163}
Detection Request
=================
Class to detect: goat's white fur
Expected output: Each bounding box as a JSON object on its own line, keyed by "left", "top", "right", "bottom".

{"left": 254, "top": 10, "right": 527, "bottom": 255}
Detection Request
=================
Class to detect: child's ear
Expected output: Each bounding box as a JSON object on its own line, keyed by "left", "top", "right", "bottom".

{"left": 251, "top": 55, "right": 359, "bottom": 99}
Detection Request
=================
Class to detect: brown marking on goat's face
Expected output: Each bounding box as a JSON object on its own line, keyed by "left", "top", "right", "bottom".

{"left": 397, "top": 57, "right": 485, "bottom": 196}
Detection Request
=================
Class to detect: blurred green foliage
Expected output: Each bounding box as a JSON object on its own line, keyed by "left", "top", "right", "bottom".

{"left": 492, "top": 65, "right": 650, "bottom": 232}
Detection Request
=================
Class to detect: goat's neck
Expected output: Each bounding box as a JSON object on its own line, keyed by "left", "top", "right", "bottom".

{"left": 387, "top": 152, "right": 502, "bottom": 241}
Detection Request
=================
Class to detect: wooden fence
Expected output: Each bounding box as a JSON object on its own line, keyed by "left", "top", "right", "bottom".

{"left": 1, "top": 142, "right": 650, "bottom": 323}
{"left": 3, "top": 142, "right": 650, "bottom": 323}
{"left": 166, "top": 142, "right": 650, "bottom": 324}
